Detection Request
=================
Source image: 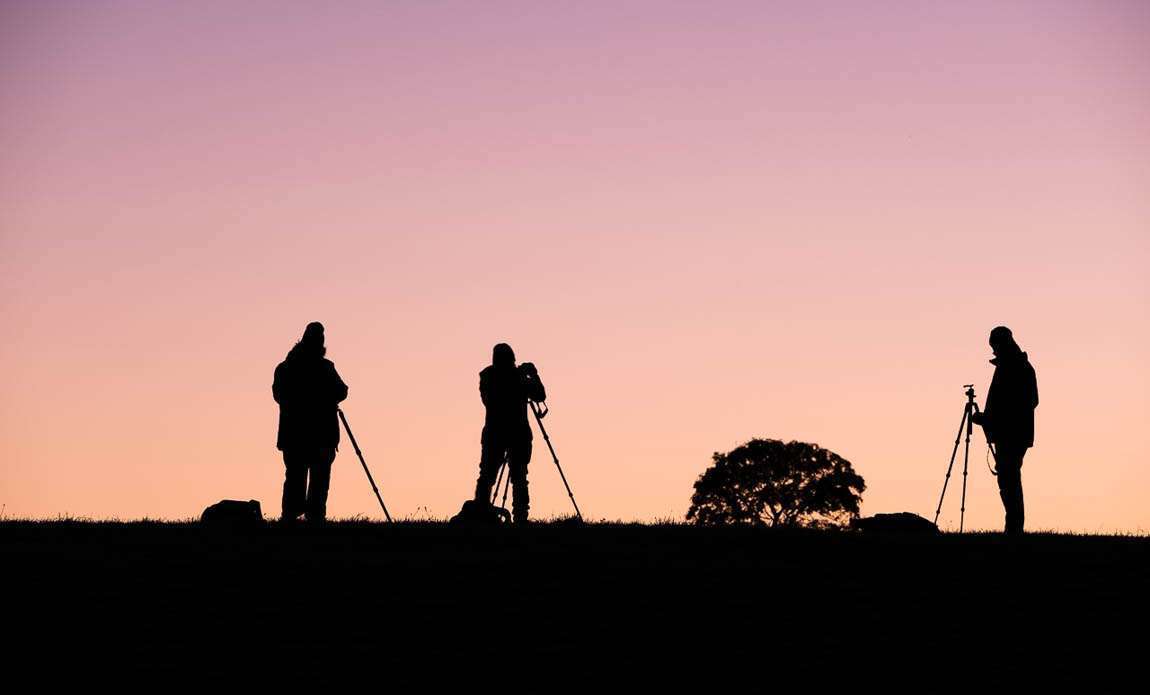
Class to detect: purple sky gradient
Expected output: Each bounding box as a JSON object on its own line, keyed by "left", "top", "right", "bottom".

{"left": 2, "top": 1, "right": 1148, "bottom": 529}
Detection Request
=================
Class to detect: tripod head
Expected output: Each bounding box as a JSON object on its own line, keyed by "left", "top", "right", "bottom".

{"left": 959, "top": 385, "right": 996, "bottom": 474}
{"left": 961, "top": 385, "right": 980, "bottom": 435}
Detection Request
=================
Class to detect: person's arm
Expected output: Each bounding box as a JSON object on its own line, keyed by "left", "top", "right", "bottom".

{"left": 273, "top": 363, "right": 288, "bottom": 404}
{"left": 1029, "top": 365, "right": 1039, "bottom": 410}
{"left": 974, "top": 371, "right": 997, "bottom": 436}
{"left": 328, "top": 362, "right": 349, "bottom": 404}
{"left": 483, "top": 363, "right": 506, "bottom": 407}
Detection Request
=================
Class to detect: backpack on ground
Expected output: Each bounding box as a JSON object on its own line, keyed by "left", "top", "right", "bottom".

{"left": 449, "top": 499, "right": 511, "bottom": 525}
{"left": 201, "top": 499, "right": 264, "bottom": 527}
{"left": 851, "top": 512, "right": 939, "bottom": 535}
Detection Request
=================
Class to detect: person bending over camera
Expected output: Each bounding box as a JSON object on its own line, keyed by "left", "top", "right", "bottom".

{"left": 473, "top": 343, "right": 546, "bottom": 525}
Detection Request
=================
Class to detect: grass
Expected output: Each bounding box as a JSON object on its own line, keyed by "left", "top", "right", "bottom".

{"left": 5, "top": 519, "right": 1147, "bottom": 685}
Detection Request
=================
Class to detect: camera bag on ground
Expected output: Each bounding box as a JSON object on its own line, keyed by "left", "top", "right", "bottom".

{"left": 851, "top": 512, "right": 939, "bottom": 534}
{"left": 201, "top": 499, "right": 264, "bottom": 527}
{"left": 449, "top": 499, "right": 511, "bottom": 525}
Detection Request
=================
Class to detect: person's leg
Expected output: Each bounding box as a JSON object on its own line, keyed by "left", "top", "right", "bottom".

{"left": 1011, "top": 448, "right": 1026, "bottom": 534}
{"left": 281, "top": 450, "right": 308, "bottom": 522}
{"left": 509, "top": 438, "right": 533, "bottom": 524}
{"left": 475, "top": 434, "right": 505, "bottom": 504}
{"left": 995, "top": 445, "right": 1025, "bottom": 535}
{"left": 305, "top": 447, "right": 336, "bottom": 523}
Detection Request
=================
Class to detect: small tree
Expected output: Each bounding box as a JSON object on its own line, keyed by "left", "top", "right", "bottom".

{"left": 686, "top": 438, "right": 865, "bottom": 528}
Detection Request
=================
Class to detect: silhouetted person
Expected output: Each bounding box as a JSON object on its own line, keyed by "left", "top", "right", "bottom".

{"left": 273, "top": 322, "right": 348, "bottom": 524}
{"left": 473, "top": 343, "right": 546, "bottom": 524}
{"left": 972, "top": 326, "right": 1038, "bottom": 535}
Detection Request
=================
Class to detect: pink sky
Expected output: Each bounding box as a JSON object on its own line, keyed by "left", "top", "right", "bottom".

{"left": 2, "top": 1, "right": 1148, "bottom": 530}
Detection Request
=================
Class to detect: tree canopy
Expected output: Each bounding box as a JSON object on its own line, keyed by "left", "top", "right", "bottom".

{"left": 686, "top": 439, "right": 865, "bottom": 528}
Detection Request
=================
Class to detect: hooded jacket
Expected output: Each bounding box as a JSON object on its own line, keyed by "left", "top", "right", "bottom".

{"left": 479, "top": 364, "right": 546, "bottom": 441}
{"left": 273, "top": 343, "right": 348, "bottom": 451}
{"left": 982, "top": 350, "right": 1038, "bottom": 448}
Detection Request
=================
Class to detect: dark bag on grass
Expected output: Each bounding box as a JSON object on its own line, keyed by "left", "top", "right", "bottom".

{"left": 201, "top": 499, "right": 264, "bottom": 527}
{"left": 851, "top": 512, "right": 939, "bottom": 535}
{"left": 449, "top": 499, "right": 511, "bottom": 526}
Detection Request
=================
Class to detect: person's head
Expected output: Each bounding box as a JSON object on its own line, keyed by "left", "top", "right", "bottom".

{"left": 290, "top": 321, "right": 326, "bottom": 359}
{"left": 989, "top": 325, "right": 1019, "bottom": 357}
{"left": 302, "top": 321, "right": 325, "bottom": 347}
{"left": 492, "top": 343, "right": 516, "bottom": 368}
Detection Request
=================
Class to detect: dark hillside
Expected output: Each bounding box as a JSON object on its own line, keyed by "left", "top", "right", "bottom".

{"left": 5, "top": 522, "right": 1147, "bottom": 686}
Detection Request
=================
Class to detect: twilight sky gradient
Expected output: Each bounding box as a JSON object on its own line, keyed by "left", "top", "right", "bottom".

{"left": 2, "top": 1, "right": 1148, "bottom": 530}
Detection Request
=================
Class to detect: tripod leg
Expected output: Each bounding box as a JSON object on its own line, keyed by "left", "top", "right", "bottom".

{"left": 337, "top": 408, "right": 393, "bottom": 523}
{"left": 500, "top": 463, "right": 511, "bottom": 509}
{"left": 530, "top": 402, "right": 582, "bottom": 520}
{"left": 491, "top": 460, "right": 506, "bottom": 506}
{"left": 934, "top": 407, "right": 969, "bottom": 526}
{"left": 960, "top": 405, "right": 973, "bottom": 533}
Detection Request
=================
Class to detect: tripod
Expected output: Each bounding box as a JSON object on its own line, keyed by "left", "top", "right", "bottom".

{"left": 933, "top": 385, "right": 996, "bottom": 532}
{"left": 491, "top": 451, "right": 512, "bottom": 509}
{"left": 337, "top": 408, "right": 394, "bottom": 522}
{"left": 488, "top": 401, "right": 583, "bottom": 521}
{"left": 531, "top": 400, "right": 583, "bottom": 521}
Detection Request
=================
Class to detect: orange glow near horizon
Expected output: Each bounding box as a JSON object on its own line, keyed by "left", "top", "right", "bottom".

{"left": 1, "top": 1, "right": 1148, "bottom": 531}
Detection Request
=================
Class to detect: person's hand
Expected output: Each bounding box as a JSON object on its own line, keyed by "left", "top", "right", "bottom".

{"left": 970, "top": 412, "right": 985, "bottom": 426}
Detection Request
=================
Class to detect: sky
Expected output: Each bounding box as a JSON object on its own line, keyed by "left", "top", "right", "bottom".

{"left": 1, "top": 0, "right": 1147, "bottom": 531}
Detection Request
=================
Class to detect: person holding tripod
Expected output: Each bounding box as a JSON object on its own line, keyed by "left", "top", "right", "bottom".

{"left": 474, "top": 343, "right": 546, "bottom": 525}
{"left": 273, "top": 322, "right": 349, "bottom": 524}
{"left": 971, "top": 326, "right": 1039, "bottom": 535}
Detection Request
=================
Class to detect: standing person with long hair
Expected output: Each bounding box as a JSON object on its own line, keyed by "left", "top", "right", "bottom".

{"left": 273, "top": 322, "right": 348, "bottom": 524}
